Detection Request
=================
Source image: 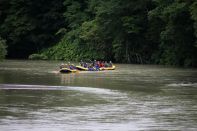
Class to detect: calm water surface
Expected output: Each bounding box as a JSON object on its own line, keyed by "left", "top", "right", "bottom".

{"left": 0, "top": 60, "right": 197, "bottom": 130}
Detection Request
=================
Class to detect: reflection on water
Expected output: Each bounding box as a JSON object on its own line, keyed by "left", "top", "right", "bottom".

{"left": 0, "top": 60, "right": 197, "bottom": 130}
{"left": 60, "top": 73, "right": 77, "bottom": 84}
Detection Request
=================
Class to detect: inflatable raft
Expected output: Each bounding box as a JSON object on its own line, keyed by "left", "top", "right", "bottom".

{"left": 59, "top": 68, "right": 78, "bottom": 73}
{"left": 100, "top": 65, "right": 116, "bottom": 70}
{"left": 75, "top": 66, "right": 89, "bottom": 71}
{"left": 75, "top": 66, "right": 102, "bottom": 71}
{"left": 59, "top": 65, "right": 115, "bottom": 73}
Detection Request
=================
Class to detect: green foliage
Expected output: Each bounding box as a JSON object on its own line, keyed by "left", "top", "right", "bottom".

{"left": 190, "top": 1, "right": 197, "bottom": 47}
{"left": 41, "top": 0, "right": 197, "bottom": 66}
{"left": 112, "top": 40, "right": 125, "bottom": 62}
{"left": 0, "top": 0, "right": 65, "bottom": 58}
{"left": 0, "top": 37, "right": 7, "bottom": 60}
{"left": 42, "top": 33, "right": 104, "bottom": 61}
{"left": 80, "top": 20, "right": 98, "bottom": 41}
{"left": 42, "top": 36, "right": 78, "bottom": 61}
{"left": 159, "top": 1, "right": 196, "bottom": 66}
{"left": 0, "top": 0, "right": 197, "bottom": 66}
{"left": 28, "top": 54, "right": 48, "bottom": 60}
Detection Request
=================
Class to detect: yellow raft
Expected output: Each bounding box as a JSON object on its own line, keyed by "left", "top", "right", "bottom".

{"left": 76, "top": 65, "right": 116, "bottom": 71}
{"left": 75, "top": 66, "right": 89, "bottom": 71}
{"left": 59, "top": 65, "right": 115, "bottom": 73}
{"left": 100, "top": 65, "right": 116, "bottom": 70}
{"left": 59, "top": 68, "right": 78, "bottom": 73}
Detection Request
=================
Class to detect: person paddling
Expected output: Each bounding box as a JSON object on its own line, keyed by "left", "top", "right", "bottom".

{"left": 109, "top": 61, "right": 113, "bottom": 67}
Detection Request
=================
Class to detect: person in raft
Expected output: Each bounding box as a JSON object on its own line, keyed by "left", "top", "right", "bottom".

{"left": 109, "top": 61, "right": 113, "bottom": 67}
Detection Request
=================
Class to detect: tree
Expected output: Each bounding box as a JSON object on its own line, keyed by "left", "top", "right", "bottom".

{"left": 159, "top": 1, "right": 196, "bottom": 66}
{"left": 1, "top": 0, "right": 196, "bottom": 67}
{"left": 190, "top": 1, "right": 197, "bottom": 47}
{"left": 0, "top": 0, "right": 65, "bottom": 58}
{"left": 94, "top": 0, "right": 153, "bottom": 63}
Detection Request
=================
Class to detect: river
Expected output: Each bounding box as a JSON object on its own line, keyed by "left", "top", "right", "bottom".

{"left": 0, "top": 60, "right": 197, "bottom": 130}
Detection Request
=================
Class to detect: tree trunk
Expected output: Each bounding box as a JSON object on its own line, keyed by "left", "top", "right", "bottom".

{"left": 126, "top": 41, "right": 131, "bottom": 63}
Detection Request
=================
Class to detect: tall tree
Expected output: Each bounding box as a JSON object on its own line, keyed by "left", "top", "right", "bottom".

{"left": 190, "top": 1, "right": 197, "bottom": 47}
{"left": 0, "top": 0, "right": 196, "bottom": 66}
{"left": 94, "top": 0, "right": 154, "bottom": 63}
{"left": 0, "top": 0, "right": 65, "bottom": 58}
{"left": 159, "top": 0, "right": 196, "bottom": 66}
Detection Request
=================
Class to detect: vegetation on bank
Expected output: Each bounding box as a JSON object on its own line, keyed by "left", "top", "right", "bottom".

{"left": 0, "top": 36, "right": 7, "bottom": 60}
{"left": 0, "top": 0, "right": 197, "bottom": 67}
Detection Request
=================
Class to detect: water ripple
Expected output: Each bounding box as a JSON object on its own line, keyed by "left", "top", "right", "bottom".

{"left": 0, "top": 84, "right": 119, "bottom": 95}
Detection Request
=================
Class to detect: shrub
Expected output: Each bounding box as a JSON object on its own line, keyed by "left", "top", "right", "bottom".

{"left": 0, "top": 37, "right": 7, "bottom": 60}
{"left": 28, "top": 54, "right": 48, "bottom": 60}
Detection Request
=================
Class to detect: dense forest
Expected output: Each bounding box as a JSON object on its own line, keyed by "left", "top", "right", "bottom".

{"left": 0, "top": 0, "right": 197, "bottom": 67}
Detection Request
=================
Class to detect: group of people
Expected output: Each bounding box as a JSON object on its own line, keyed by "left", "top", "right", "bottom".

{"left": 59, "top": 62, "right": 76, "bottom": 70}
{"left": 80, "top": 60, "right": 113, "bottom": 68}
{"left": 60, "top": 60, "right": 113, "bottom": 70}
